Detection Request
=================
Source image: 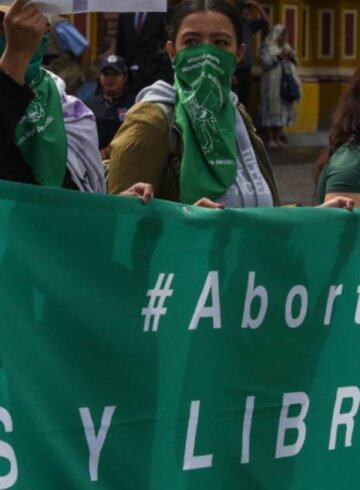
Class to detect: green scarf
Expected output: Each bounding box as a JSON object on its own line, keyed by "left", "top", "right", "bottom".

{"left": 0, "top": 35, "right": 68, "bottom": 187}
{"left": 173, "top": 44, "right": 238, "bottom": 204}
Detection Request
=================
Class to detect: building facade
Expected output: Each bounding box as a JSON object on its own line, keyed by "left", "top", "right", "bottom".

{"left": 252, "top": 0, "right": 359, "bottom": 131}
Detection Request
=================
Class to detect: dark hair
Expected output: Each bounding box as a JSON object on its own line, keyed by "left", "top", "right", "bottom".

{"left": 166, "top": 0, "right": 243, "bottom": 47}
{"left": 314, "top": 68, "right": 360, "bottom": 185}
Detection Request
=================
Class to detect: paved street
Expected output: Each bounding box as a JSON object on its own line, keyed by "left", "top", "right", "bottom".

{"left": 268, "top": 146, "right": 321, "bottom": 206}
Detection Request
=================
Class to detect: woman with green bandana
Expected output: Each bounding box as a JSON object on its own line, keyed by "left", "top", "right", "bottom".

{"left": 108, "top": 0, "right": 280, "bottom": 209}
{"left": 0, "top": 0, "right": 106, "bottom": 192}
{"left": 102, "top": 0, "right": 352, "bottom": 211}
{"left": 0, "top": 0, "right": 159, "bottom": 202}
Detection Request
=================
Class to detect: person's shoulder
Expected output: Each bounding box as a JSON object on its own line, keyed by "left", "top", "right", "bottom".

{"left": 326, "top": 142, "right": 360, "bottom": 181}
{"left": 321, "top": 142, "right": 360, "bottom": 196}
{"left": 111, "top": 101, "right": 169, "bottom": 145}
{"left": 330, "top": 142, "right": 360, "bottom": 166}
{"left": 125, "top": 100, "right": 168, "bottom": 125}
{"left": 348, "top": 141, "right": 360, "bottom": 154}
{"left": 110, "top": 100, "right": 171, "bottom": 166}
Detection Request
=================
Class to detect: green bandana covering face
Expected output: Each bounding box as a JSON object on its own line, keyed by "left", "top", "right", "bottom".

{"left": 173, "top": 43, "right": 238, "bottom": 204}
{"left": 0, "top": 34, "right": 68, "bottom": 187}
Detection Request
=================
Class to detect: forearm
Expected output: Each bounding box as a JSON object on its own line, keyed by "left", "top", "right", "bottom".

{"left": 1, "top": 0, "right": 48, "bottom": 83}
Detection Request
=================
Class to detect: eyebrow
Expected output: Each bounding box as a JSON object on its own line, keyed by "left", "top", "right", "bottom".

{"left": 180, "top": 30, "right": 201, "bottom": 37}
{"left": 210, "top": 32, "right": 233, "bottom": 40}
{"left": 181, "top": 30, "right": 233, "bottom": 39}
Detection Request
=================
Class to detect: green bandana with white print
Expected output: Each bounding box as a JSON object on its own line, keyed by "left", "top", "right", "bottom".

{"left": 0, "top": 34, "right": 67, "bottom": 187}
{"left": 173, "top": 43, "right": 237, "bottom": 204}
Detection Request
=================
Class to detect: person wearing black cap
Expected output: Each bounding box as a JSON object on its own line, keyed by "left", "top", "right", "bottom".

{"left": 85, "top": 54, "right": 135, "bottom": 159}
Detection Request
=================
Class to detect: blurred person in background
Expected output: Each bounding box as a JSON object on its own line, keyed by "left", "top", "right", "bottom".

{"left": 259, "top": 24, "right": 301, "bottom": 148}
{"left": 85, "top": 54, "right": 135, "bottom": 160}
{"left": 116, "top": 11, "right": 172, "bottom": 96}
{"left": 234, "top": 0, "right": 269, "bottom": 110}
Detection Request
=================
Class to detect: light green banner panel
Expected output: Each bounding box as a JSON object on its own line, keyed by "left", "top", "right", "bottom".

{"left": 0, "top": 181, "right": 358, "bottom": 489}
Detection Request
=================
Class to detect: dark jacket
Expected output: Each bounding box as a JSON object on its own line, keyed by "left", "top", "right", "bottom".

{"left": 0, "top": 70, "right": 77, "bottom": 189}
{"left": 116, "top": 13, "right": 172, "bottom": 93}
{"left": 85, "top": 91, "right": 135, "bottom": 149}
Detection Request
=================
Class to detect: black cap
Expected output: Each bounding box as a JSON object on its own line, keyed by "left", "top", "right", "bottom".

{"left": 99, "top": 55, "right": 127, "bottom": 74}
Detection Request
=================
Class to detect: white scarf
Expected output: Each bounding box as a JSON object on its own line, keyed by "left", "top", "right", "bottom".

{"left": 49, "top": 71, "right": 106, "bottom": 193}
{"left": 137, "top": 81, "right": 273, "bottom": 208}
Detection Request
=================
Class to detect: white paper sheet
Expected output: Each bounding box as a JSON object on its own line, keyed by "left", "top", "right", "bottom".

{"left": 1, "top": 0, "right": 167, "bottom": 14}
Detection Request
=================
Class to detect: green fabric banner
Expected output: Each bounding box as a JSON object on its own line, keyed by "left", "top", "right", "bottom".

{"left": 0, "top": 181, "right": 358, "bottom": 489}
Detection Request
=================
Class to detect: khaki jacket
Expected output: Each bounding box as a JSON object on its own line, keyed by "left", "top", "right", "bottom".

{"left": 108, "top": 101, "right": 280, "bottom": 206}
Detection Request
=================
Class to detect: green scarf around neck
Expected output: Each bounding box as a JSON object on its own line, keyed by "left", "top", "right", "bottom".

{"left": 173, "top": 44, "right": 238, "bottom": 204}
{"left": 0, "top": 34, "right": 68, "bottom": 187}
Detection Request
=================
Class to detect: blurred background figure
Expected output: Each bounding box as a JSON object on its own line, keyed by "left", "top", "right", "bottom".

{"left": 43, "top": 15, "right": 98, "bottom": 95}
{"left": 116, "top": 11, "right": 172, "bottom": 96}
{"left": 85, "top": 54, "right": 135, "bottom": 160}
{"left": 234, "top": 0, "right": 269, "bottom": 110}
{"left": 259, "top": 24, "right": 301, "bottom": 148}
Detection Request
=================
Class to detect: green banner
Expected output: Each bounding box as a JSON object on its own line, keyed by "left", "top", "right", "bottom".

{"left": 0, "top": 181, "right": 358, "bottom": 489}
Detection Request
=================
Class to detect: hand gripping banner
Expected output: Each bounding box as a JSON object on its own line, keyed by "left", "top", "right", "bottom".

{"left": 0, "top": 180, "right": 359, "bottom": 489}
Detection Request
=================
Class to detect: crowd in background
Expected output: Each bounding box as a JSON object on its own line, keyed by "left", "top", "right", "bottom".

{"left": 0, "top": 0, "right": 357, "bottom": 210}
{"left": 43, "top": 1, "right": 301, "bottom": 152}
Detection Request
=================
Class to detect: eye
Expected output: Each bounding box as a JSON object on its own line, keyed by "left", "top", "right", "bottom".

{"left": 184, "top": 37, "right": 199, "bottom": 46}
{"left": 215, "top": 38, "right": 230, "bottom": 47}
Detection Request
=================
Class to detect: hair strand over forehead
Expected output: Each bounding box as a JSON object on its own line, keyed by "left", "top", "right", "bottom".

{"left": 166, "top": 0, "right": 243, "bottom": 46}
